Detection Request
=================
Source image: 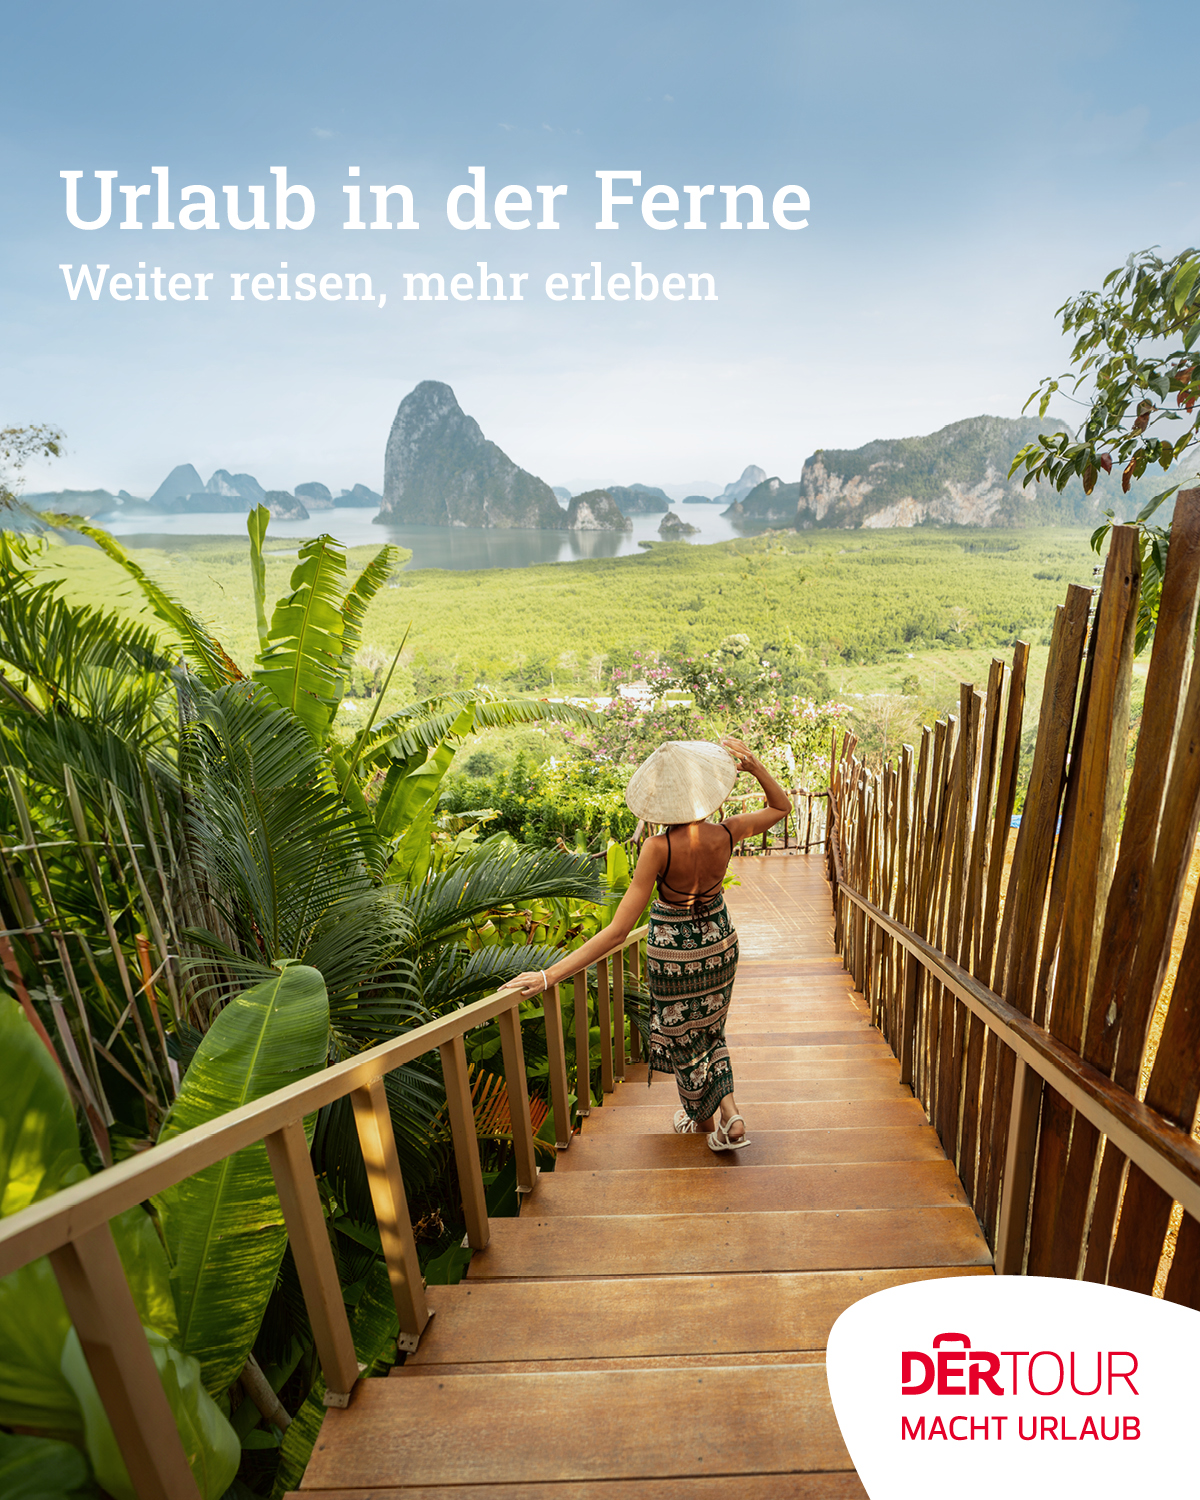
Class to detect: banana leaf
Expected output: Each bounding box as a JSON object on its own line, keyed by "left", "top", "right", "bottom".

{"left": 268, "top": 1257, "right": 400, "bottom": 1499}
{"left": 0, "top": 1001, "right": 174, "bottom": 1430}
{"left": 153, "top": 965, "right": 330, "bottom": 1396}
{"left": 61, "top": 1327, "right": 238, "bottom": 1500}
{"left": 0, "top": 1432, "right": 97, "bottom": 1499}
{"left": 246, "top": 504, "right": 271, "bottom": 657}
{"left": 338, "top": 546, "right": 400, "bottom": 677}
{"left": 0, "top": 1008, "right": 237, "bottom": 1495}
{"left": 603, "top": 839, "right": 632, "bottom": 923}
{"left": 252, "top": 535, "right": 349, "bottom": 740}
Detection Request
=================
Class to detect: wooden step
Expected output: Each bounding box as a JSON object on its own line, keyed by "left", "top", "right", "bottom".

{"left": 298, "top": 1366, "right": 853, "bottom": 1488}
{"left": 396, "top": 1351, "right": 827, "bottom": 1375}
{"left": 403, "top": 1267, "right": 991, "bottom": 1368}
{"left": 555, "top": 1125, "right": 946, "bottom": 1172}
{"left": 289, "top": 1472, "right": 867, "bottom": 1498}
{"left": 466, "top": 1205, "right": 992, "bottom": 1279}
{"left": 579, "top": 1098, "right": 928, "bottom": 1136}
{"left": 718, "top": 1030, "right": 881, "bottom": 1048}
{"left": 532, "top": 1160, "right": 967, "bottom": 1217}
{"left": 601, "top": 1078, "right": 911, "bottom": 1107}
{"left": 619, "top": 1051, "right": 897, "bottom": 1082}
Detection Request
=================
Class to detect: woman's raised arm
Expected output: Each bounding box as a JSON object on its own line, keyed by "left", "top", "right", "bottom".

{"left": 720, "top": 737, "right": 792, "bottom": 841}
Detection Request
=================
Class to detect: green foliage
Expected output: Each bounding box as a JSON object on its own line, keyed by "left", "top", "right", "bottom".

{"left": 0, "top": 1432, "right": 97, "bottom": 1500}
{"left": 1011, "top": 247, "right": 1200, "bottom": 502}
{"left": 30, "top": 527, "right": 1099, "bottom": 700}
{"left": 154, "top": 966, "right": 331, "bottom": 1396}
{"left": 61, "top": 1328, "right": 238, "bottom": 1500}
{"left": 0, "top": 999, "right": 239, "bottom": 1494}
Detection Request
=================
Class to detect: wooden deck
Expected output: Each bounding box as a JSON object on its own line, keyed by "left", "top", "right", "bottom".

{"left": 295, "top": 854, "right": 992, "bottom": 1498}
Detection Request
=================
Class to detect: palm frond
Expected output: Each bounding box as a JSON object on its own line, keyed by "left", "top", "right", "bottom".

{"left": 405, "top": 843, "right": 602, "bottom": 948}
{"left": 419, "top": 940, "right": 567, "bottom": 1010}
{"left": 349, "top": 690, "right": 597, "bottom": 772}
{"left": 41, "top": 516, "right": 244, "bottom": 688}
{"left": 182, "top": 685, "right": 374, "bottom": 961}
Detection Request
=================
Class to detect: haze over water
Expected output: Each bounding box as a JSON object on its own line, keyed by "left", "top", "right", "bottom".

{"left": 98, "top": 507, "right": 776, "bottom": 569}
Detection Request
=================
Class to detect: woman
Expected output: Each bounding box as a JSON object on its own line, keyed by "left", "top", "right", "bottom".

{"left": 506, "top": 737, "right": 791, "bottom": 1150}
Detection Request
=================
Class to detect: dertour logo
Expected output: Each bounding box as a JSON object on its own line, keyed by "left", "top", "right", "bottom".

{"left": 826, "top": 1278, "right": 1195, "bottom": 1497}
{"left": 897, "top": 1331, "right": 1141, "bottom": 1444}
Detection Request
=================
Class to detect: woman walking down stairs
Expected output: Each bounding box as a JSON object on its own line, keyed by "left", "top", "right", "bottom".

{"left": 293, "top": 856, "right": 990, "bottom": 1497}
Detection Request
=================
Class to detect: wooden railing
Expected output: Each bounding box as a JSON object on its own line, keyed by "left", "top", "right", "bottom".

{"left": 0, "top": 925, "right": 649, "bottom": 1500}
{"left": 726, "top": 788, "right": 830, "bottom": 855}
{"left": 826, "top": 494, "right": 1200, "bottom": 1303}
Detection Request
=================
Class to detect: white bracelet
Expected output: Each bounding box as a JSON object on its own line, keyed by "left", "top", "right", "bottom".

{"left": 541, "top": 970, "right": 549, "bottom": 992}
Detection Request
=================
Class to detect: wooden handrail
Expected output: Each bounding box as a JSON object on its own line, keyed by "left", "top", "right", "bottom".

{"left": 0, "top": 921, "right": 650, "bottom": 1500}
{"left": 833, "top": 874, "right": 1200, "bottom": 1226}
{"left": 0, "top": 923, "right": 649, "bottom": 1275}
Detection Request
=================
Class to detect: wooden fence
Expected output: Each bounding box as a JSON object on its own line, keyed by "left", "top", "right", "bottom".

{"left": 827, "top": 496, "right": 1200, "bottom": 1299}
{"left": 0, "top": 926, "right": 649, "bottom": 1500}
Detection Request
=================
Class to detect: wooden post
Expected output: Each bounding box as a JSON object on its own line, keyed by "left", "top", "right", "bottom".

{"left": 613, "top": 950, "right": 626, "bottom": 1079}
{"left": 596, "top": 956, "right": 614, "bottom": 1096}
{"left": 995, "top": 1057, "right": 1042, "bottom": 1275}
{"left": 438, "top": 1035, "right": 490, "bottom": 1251}
{"left": 265, "top": 1121, "right": 361, "bottom": 1406}
{"left": 497, "top": 1005, "right": 538, "bottom": 1195}
{"left": 573, "top": 970, "right": 591, "bottom": 1115}
{"left": 542, "top": 981, "right": 572, "bottom": 1149}
{"left": 351, "top": 1079, "right": 430, "bottom": 1351}
{"left": 627, "top": 942, "right": 642, "bottom": 1063}
{"left": 50, "top": 1224, "right": 201, "bottom": 1500}
{"left": 804, "top": 794, "right": 814, "bottom": 851}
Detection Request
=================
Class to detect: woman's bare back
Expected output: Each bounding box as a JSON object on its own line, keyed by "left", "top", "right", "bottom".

{"left": 652, "top": 821, "right": 735, "bottom": 905}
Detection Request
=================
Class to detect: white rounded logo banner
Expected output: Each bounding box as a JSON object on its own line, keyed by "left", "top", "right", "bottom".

{"left": 826, "top": 1275, "right": 1198, "bottom": 1498}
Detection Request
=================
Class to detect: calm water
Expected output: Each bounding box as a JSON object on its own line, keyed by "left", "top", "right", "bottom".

{"left": 99, "top": 506, "right": 776, "bottom": 570}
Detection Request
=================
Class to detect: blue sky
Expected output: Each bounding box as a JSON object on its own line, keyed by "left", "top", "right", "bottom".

{"left": 2, "top": 0, "right": 1197, "bottom": 497}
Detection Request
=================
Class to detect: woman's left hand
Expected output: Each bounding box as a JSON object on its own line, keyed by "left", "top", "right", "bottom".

{"left": 503, "top": 970, "right": 552, "bottom": 998}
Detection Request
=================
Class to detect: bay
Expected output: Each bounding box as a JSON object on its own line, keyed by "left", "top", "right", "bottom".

{"left": 97, "top": 507, "right": 777, "bottom": 570}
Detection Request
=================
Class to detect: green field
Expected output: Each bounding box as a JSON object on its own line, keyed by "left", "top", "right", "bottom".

{"left": 34, "top": 525, "right": 1098, "bottom": 721}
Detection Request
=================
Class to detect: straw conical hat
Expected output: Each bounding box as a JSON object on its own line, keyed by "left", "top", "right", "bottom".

{"left": 625, "top": 740, "right": 738, "bottom": 824}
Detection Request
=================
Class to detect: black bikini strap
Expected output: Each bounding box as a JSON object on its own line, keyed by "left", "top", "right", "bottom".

{"left": 660, "top": 827, "right": 672, "bottom": 885}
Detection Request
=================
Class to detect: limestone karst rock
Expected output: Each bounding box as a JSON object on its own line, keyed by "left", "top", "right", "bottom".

{"left": 794, "top": 416, "right": 1101, "bottom": 529}
{"left": 658, "top": 510, "right": 700, "bottom": 538}
{"left": 381, "top": 381, "right": 566, "bottom": 529}
{"left": 605, "top": 483, "right": 670, "bottom": 515}
{"left": 565, "top": 490, "right": 633, "bottom": 531}
{"left": 262, "top": 490, "right": 309, "bottom": 521}
{"left": 148, "top": 464, "right": 204, "bottom": 509}
{"left": 731, "top": 416, "right": 1114, "bottom": 531}
{"left": 716, "top": 465, "right": 767, "bottom": 505}
{"left": 295, "top": 482, "right": 334, "bottom": 510}
{"left": 731, "top": 477, "right": 802, "bottom": 521}
{"left": 336, "top": 484, "right": 382, "bottom": 508}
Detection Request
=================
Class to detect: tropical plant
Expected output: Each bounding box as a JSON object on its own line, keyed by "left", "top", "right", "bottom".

{"left": 0, "top": 995, "right": 241, "bottom": 1500}
{"left": 0, "top": 502, "right": 606, "bottom": 1492}
{"left": 1010, "top": 246, "right": 1200, "bottom": 650}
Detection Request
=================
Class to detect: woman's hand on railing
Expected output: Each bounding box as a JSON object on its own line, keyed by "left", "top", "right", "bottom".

{"left": 503, "top": 970, "right": 553, "bottom": 998}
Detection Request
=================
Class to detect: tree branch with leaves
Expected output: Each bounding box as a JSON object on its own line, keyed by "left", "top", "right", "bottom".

{"left": 1009, "top": 246, "right": 1200, "bottom": 650}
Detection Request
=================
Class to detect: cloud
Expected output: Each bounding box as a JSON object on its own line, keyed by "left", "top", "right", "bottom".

{"left": 312, "top": 127, "right": 335, "bottom": 139}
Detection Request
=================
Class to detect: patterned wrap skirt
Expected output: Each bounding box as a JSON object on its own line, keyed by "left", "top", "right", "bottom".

{"left": 645, "top": 893, "right": 739, "bottom": 1123}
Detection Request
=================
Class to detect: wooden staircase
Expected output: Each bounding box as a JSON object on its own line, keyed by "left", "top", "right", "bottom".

{"left": 295, "top": 856, "right": 992, "bottom": 1496}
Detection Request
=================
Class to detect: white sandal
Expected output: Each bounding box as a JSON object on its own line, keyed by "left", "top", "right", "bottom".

{"left": 708, "top": 1113, "right": 750, "bottom": 1151}
{"left": 673, "top": 1109, "right": 700, "bottom": 1134}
